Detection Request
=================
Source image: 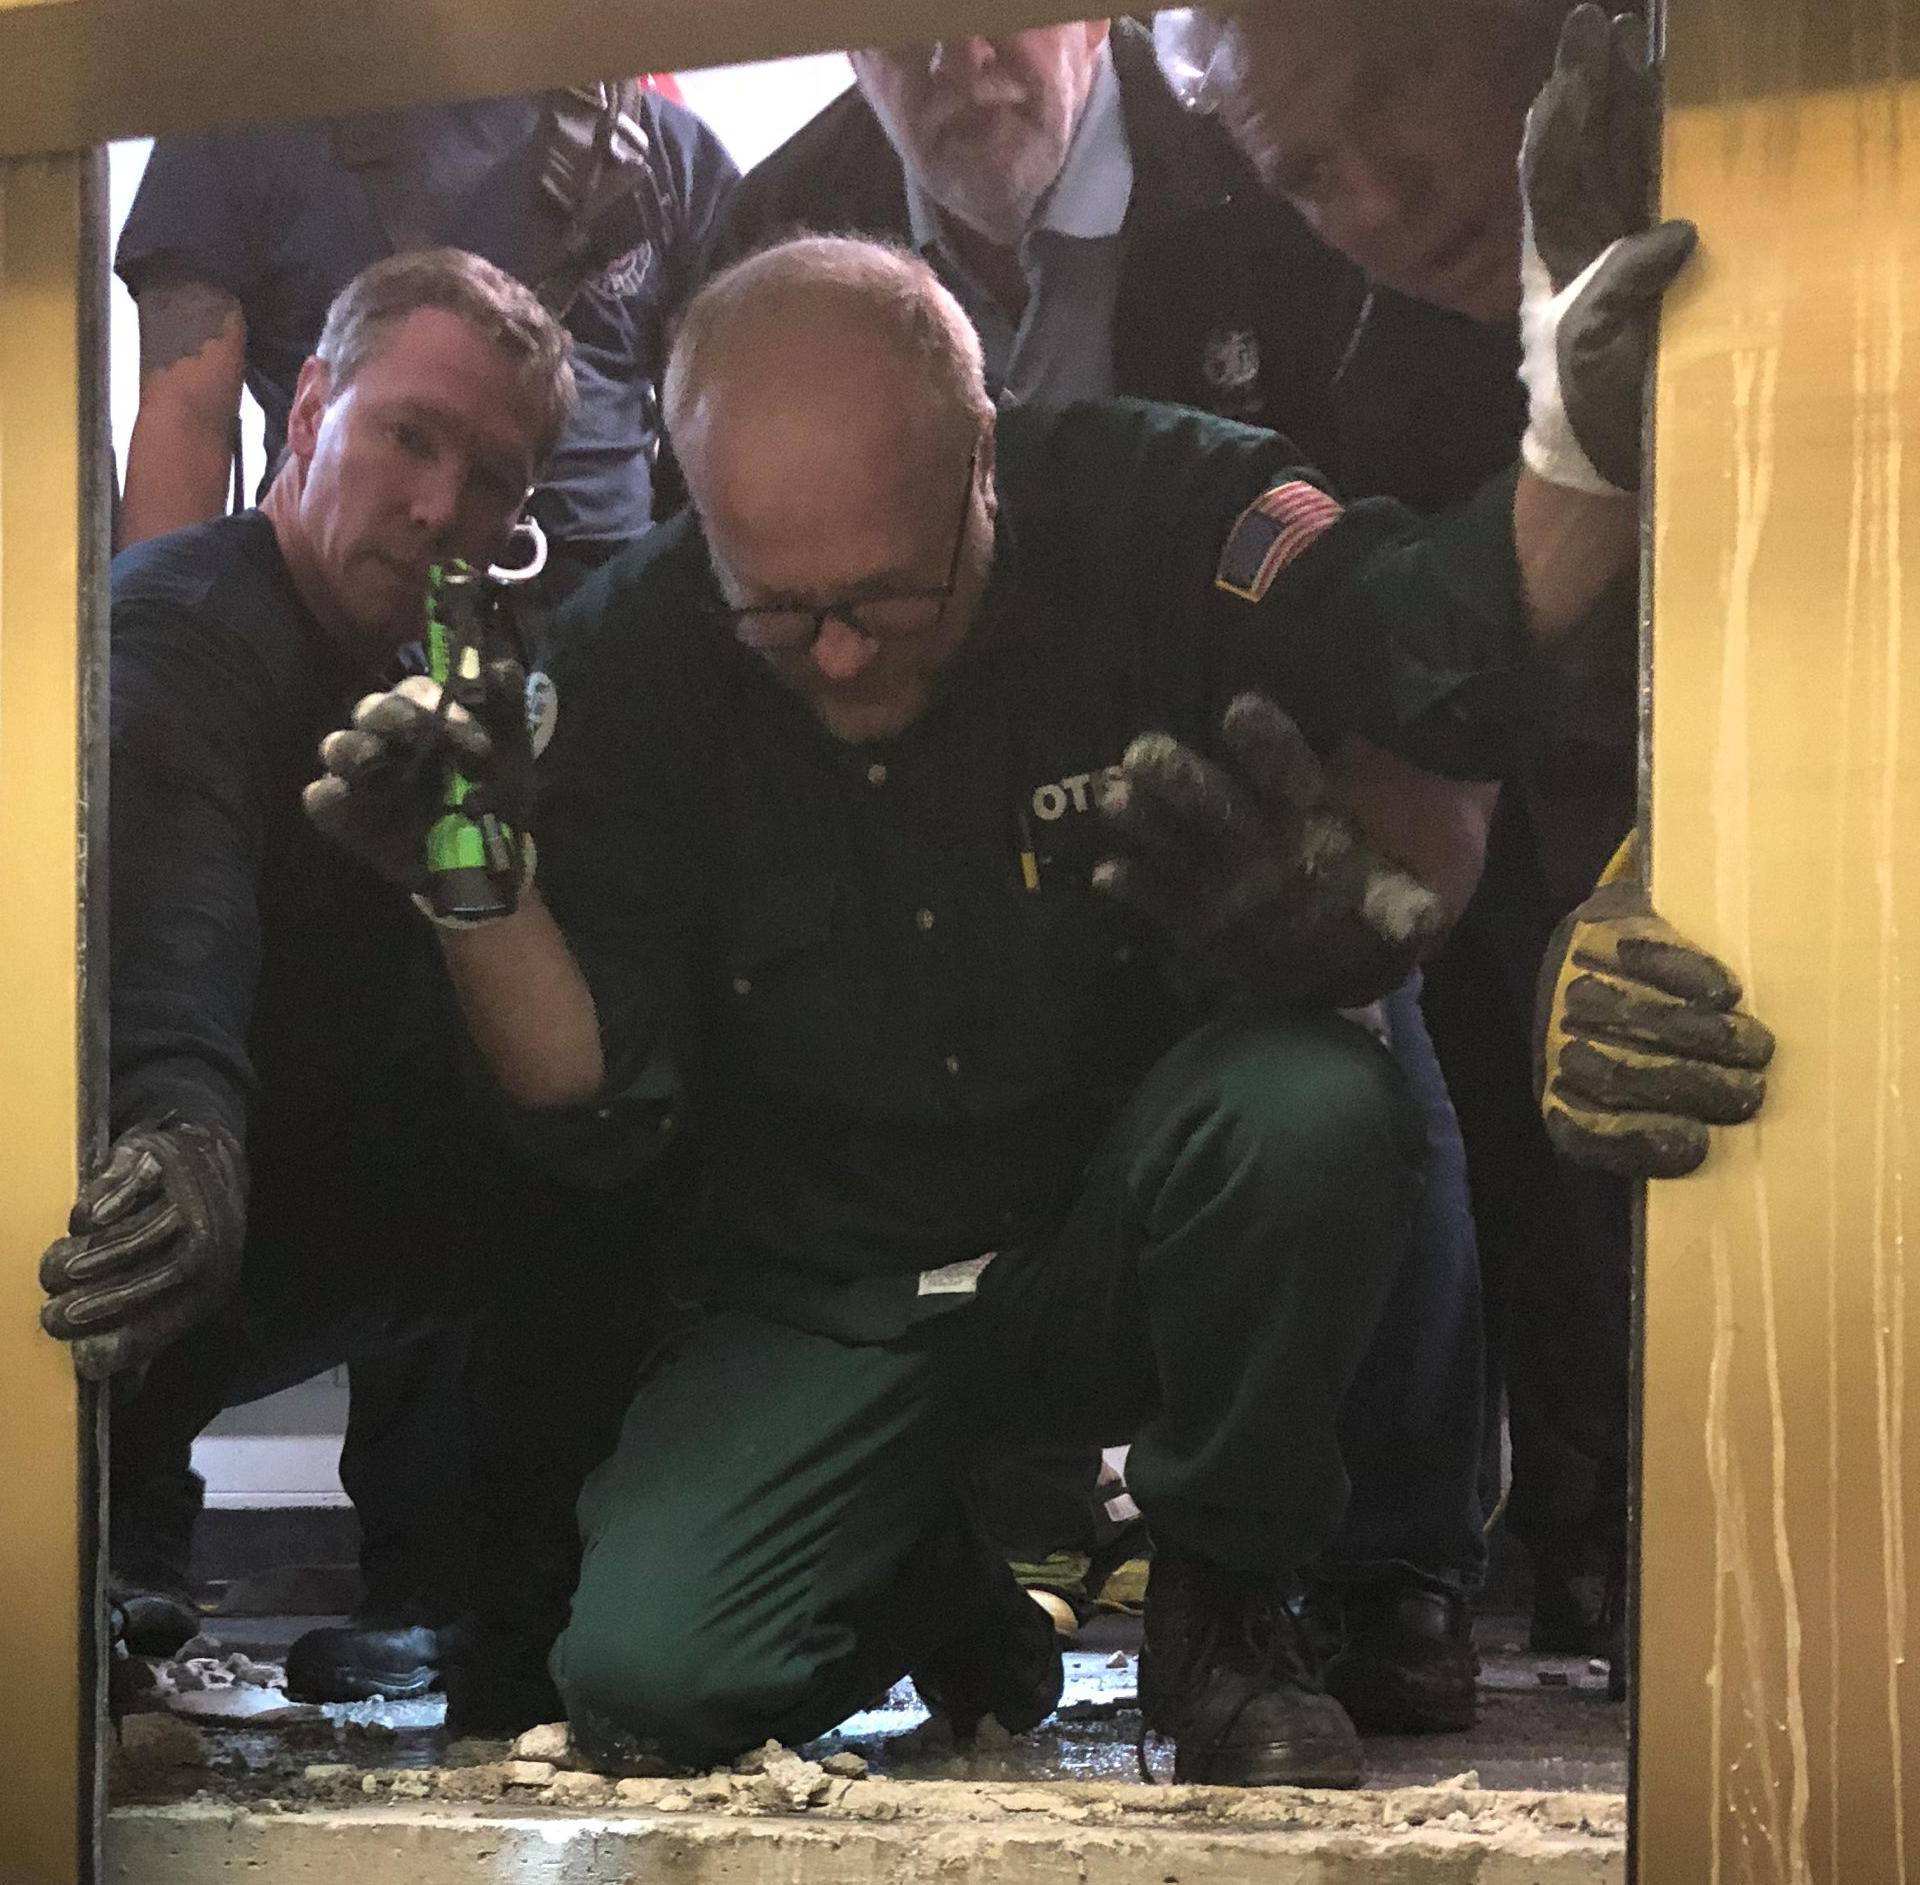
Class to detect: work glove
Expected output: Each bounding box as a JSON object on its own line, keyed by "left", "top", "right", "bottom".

{"left": 302, "top": 657, "right": 537, "bottom": 921}
{"left": 1519, "top": 3, "right": 1698, "bottom": 494}
{"left": 1096, "top": 693, "right": 1446, "bottom": 1010}
{"left": 40, "top": 1118, "right": 247, "bottom": 1382}
{"left": 1537, "top": 842, "right": 1775, "bottom": 1177}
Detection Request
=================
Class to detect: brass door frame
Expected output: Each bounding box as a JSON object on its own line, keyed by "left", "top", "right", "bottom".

{"left": 3, "top": 4, "right": 1916, "bottom": 1882}
{"left": 0, "top": 146, "right": 111, "bottom": 1885}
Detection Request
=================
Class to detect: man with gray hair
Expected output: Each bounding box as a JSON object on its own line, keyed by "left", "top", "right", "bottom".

{"left": 39, "top": 248, "right": 675, "bottom": 1732}
{"left": 306, "top": 197, "right": 1678, "bottom": 1782}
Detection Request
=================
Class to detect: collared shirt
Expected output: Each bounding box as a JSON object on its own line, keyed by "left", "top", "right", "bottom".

{"left": 532, "top": 399, "right": 1534, "bottom": 1343}
{"left": 905, "top": 45, "right": 1133, "bottom": 406}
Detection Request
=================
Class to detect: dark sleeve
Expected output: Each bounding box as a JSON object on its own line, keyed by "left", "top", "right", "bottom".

{"left": 114, "top": 131, "right": 263, "bottom": 301}
{"left": 106, "top": 599, "right": 277, "bottom": 1140}
{"left": 1006, "top": 401, "right": 1539, "bottom": 780}
{"left": 647, "top": 97, "right": 740, "bottom": 324}
{"left": 508, "top": 538, "right": 713, "bottom": 1169}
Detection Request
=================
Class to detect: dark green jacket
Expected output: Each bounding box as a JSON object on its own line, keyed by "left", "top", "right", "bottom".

{"left": 535, "top": 398, "right": 1529, "bottom": 1338}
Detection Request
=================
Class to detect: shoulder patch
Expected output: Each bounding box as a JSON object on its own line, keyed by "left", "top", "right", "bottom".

{"left": 1214, "top": 480, "right": 1345, "bottom": 603}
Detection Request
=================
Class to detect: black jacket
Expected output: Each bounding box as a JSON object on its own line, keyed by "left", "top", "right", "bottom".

{"left": 703, "top": 21, "right": 1368, "bottom": 470}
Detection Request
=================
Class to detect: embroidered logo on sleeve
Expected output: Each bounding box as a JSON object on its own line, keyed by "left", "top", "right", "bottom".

{"left": 1214, "top": 480, "right": 1345, "bottom": 603}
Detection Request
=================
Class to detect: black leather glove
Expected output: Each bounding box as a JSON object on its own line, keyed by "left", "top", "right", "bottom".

{"left": 40, "top": 1119, "right": 247, "bottom": 1381}
{"left": 1537, "top": 842, "right": 1776, "bottom": 1176}
{"left": 302, "top": 657, "right": 536, "bottom": 912}
{"left": 1096, "top": 693, "right": 1445, "bottom": 1010}
{"left": 1519, "top": 3, "right": 1698, "bottom": 493}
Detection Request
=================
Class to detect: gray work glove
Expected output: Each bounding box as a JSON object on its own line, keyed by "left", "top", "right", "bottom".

{"left": 1519, "top": 3, "right": 1699, "bottom": 493}
{"left": 1536, "top": 844, "right": 1775, "bottom": 1177}
{"left": 302, "top": 658, "right": 537, "bottom": 916}
{"left": 1096, "top": 694, "right": 1446, "bottom": 1010}
{"left": 40, "top": 1119, "right": 247, "bottom": 1381}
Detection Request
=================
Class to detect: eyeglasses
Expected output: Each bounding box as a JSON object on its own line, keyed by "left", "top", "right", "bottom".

{"left": 721, "top": 442, "right": 981, "bottom": 656}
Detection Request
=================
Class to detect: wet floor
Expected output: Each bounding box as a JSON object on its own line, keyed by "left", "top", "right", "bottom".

{"left": 133, "top": 1610, "right": 1625, "bottom": 1800}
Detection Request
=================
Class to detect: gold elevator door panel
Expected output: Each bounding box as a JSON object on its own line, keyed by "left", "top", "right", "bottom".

{"left": 1642, "top": 8, "right": 1920, "bottom": 1880}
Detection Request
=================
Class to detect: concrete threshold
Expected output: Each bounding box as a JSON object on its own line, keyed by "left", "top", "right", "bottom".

{"left": 109, "top": 1778, "right": 1626, "bottom": 1883}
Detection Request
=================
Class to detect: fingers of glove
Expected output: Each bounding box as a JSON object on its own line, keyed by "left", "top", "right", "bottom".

{"left": 1219, "top": 694, "right": 1323, "bottom": 823}
{"left": 1555, "top": 1033, "right": 1768, "bottom": 1126}
{"left": 300, "top": 773, "right": 431, "bottom": 882}
{"left": 65, "top": 1281, "right": 219, "bottom": 1383}
{"left": 40, "top": 1197, "right": 184, "bottom": 1292}
{"left": 1104, "top": 734, "right": 1249, "bottom": 877}
{"left": 351, "top": 676, "right": 494, "bottom": 768}
{"left": 1570, "top": 910, "right": 1745, "bottom": 1007}
{"left": 1604, "top": 11, "right": 1655, "bottom": 225}
{"left": 1574, "top": 222, "right": 1700, "bottom": 330}
{"left": 473, "top": 657, "right": 532, "bottom": 747}
{"left": 69, "top": 1138, "right": 166, "bottom": 1231}
{"left": 1522, "top": 3, "right": 1626, "bottom": 286}
{"left": 1561, "top": 967, "right": 1777, "bottom": 1069}
{"left": 40, "top": 1240, "right": 193, "bottom": 1340}
{"left": 1543, "top": 1088, "right": 1711, "bottom": 1179}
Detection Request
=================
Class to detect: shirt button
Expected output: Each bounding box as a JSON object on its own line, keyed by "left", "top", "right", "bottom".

{"left": 867, "top": 762, "right": 888, "bottom": 786}
{"left": 944, "top": 1054, "right": 962, "bottom": 1076}
{"left": 732, "top": 976, "right": 753, "bottom": 997}
{"left": 915, "top": 908, "right": 936, "bottom": 932}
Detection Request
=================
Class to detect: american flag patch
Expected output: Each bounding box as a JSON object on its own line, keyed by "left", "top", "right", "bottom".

{"left": 1214, "top": 480, "right": 1345, "bottom": 602}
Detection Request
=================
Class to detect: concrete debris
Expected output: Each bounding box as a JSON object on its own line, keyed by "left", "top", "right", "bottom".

{"left": 115, "top": 1713, "right": 210, "bottom": 1781}
{"left": 509, "top": 1721, "right": 574, "bottom": 1766}
{"left": 1105, "top": 1651, "right": 1130, "bottom": 1669}
{"left": 503, "top": 1760, "right": 557, "bottom": 1787}
{"left": 821, "top": 1751, "right": 869, "bottom": 1779}
{"left": 541, "top": 1771, "right": 613, "bottom": 1808}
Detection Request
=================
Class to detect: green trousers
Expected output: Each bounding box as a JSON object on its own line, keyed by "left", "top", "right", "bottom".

{"left": 552, "top": 1013, "right": 1425, "bottom": 1768}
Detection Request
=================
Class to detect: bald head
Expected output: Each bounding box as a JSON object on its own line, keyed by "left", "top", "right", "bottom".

{"left": 667, "top": 236, "right": 992, "bottom": 500}
{"left": 665, "top": 238, "right": 999, "bottom": 744}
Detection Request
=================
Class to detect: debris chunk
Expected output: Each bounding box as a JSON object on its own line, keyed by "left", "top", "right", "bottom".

{"left": 820, "top": 1751, "right": 868, "bottom": 1779}
{"left": 116, "top": 1713, "right": 208, "bottom": 1777}
{"left": 503, "top": 1759, "right": 557, "bottom": 1787}
{"left": 511, "top": 1720, "right": 573, "bottom": 1765}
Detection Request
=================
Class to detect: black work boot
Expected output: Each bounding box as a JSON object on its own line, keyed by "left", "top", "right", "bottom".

{"left": 108, "top": 1568, "right": 204, "bottom": 1660}
{"left": 1140, "top": 1544, "right": 1363, "bottom": 1788}
{"left": 284, "top": 1608, "right": 474, "bottom": 1703}
{"left": 911, "top": 1562, "right": 1066, "bottom": 1742}
{"left": 1308, "top": 1578, "right": 1479, "bottom": 1734}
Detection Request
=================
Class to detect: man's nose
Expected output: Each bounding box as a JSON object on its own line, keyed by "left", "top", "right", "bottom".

{"left": 929, "top": 36, "right": 1000, "bottom": 79}
{"left": 407, "top": 455, "right": 464, "bottom": 539}
{"left": 1329, "top": 150, "right": 1412, "bottom": 242}
{"left": 810, "top": 613, "right": 881, "bottom": 684}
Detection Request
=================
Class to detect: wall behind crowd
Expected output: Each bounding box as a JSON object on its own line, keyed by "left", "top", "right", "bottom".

{"left": 105, "top": 54, "right": 853, "bottom": 516}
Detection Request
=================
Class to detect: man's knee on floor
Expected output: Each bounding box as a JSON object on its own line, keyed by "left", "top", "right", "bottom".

{"left": 553, "top": 1602, "right": 803, "bottom": 1768}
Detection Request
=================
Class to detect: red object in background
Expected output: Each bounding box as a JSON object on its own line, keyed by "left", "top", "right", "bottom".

{"left": 640, "top": 73, "right": 686, "bottom": 104}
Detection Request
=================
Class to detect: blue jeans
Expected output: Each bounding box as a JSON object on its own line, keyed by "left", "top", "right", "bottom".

{"left": 1317, "top": 972, "right": 1488, "bottom": 1593}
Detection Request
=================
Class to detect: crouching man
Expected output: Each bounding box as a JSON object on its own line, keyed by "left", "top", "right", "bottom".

{"left": 303, "top": 219, "right": 1678, "bottom": 1785}
{"left": 40, "top": 249, "right": 675, "bottom": 1729}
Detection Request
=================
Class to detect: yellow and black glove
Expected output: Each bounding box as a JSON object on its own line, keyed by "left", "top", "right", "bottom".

{"left": 1537, "top": 837, "right": 1775, "bottom": 1177}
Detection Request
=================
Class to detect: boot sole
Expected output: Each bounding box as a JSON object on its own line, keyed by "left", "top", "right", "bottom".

{"left": 1172, "top": 1736, "right": 1364, "bottom": 1789}
{"left": 284, "top": 1662, "right": 441, "bottom": 1703}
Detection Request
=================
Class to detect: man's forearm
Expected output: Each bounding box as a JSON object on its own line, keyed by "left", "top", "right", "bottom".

{"left": 434, "top": 887, "right": 606, "bottom": 1108}
{"left": 1512, "top": 469, "right": 1638, "bottom": 642}
{"left": 120, "top": 407, "right": 235, "bottom": 549}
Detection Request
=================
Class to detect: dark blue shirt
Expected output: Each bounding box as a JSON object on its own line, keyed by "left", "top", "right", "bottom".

{"left": 117, "top": 91, "right": 738, "bottom": 549}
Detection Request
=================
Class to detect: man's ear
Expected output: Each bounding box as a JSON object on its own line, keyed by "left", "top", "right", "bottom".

{"left": 285, "top": 357, "right": 333, "bottom": 463}
{"left": 976, "top": 420, "right": 999, "bottom": 522}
